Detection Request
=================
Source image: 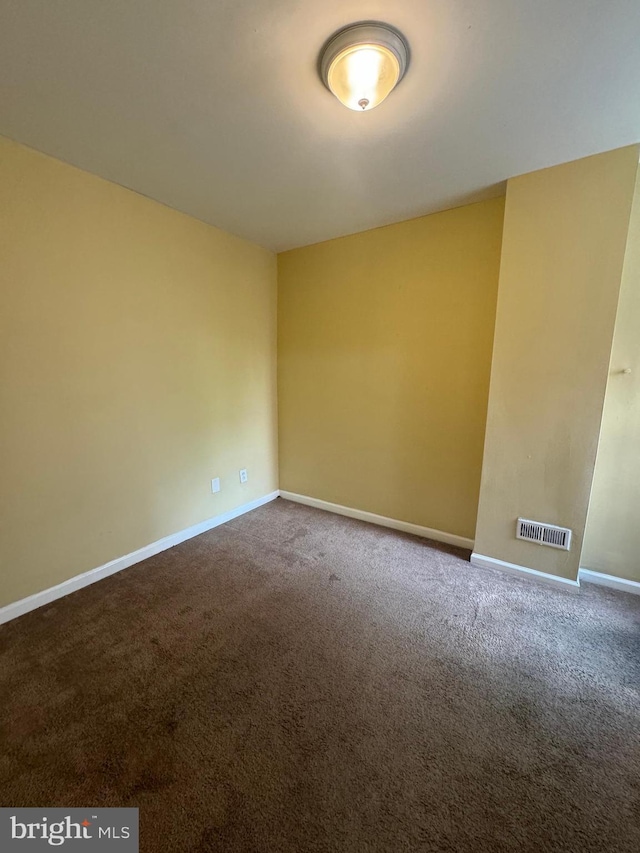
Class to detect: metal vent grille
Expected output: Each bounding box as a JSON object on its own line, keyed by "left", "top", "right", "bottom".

{"left": 516, "top": 518, "right": 572, "bottom": 551}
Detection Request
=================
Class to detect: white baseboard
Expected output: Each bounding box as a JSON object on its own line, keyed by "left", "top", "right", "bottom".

{"left": 279, "top": 491, "right": 474, "bottom": 550}
{"left": 578, "top": 568, "right": 640, "bottom": 596}
{"left": 0, "top": 491, "right": 280, "bottom": 626}
{"left": 470, "top": 552, "right": 580, "bottom": 591}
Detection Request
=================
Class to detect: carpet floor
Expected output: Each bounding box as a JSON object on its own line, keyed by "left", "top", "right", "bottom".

{"left": 0, "top": 498, "right": 639, "bottom": 851}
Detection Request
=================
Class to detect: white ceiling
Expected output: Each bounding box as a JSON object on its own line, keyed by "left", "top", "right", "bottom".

{"left": 1, "top": 1, "right": 640, "bottom": 251}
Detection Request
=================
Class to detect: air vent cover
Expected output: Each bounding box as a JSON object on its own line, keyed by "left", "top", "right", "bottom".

{"left": 516, "top": 518, "right": 572, "bottom": 550}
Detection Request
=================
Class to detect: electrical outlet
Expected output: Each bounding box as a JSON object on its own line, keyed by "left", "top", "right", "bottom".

{"left": 211, "top": 477, "right": 220, "bottom": 494}
{"left": 239, "top": 469, "right": 248, "bottom": 484}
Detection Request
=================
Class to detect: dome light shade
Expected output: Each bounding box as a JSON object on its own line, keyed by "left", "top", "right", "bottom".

{"left": 320, "top": 23, "right": 409, "bottom": 112}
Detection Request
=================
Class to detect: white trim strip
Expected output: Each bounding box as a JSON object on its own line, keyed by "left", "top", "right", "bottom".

{"left": 0, "top": 491, "right": 280, "bottom": 626}
{"left": 279, "top": 491, "right": 474, "bottom": 550}
{"left": 578, "top": 568, "right": 640, "bottom": 596}
{"left": 470, "top": 552, "right": 580, "bottom": 591}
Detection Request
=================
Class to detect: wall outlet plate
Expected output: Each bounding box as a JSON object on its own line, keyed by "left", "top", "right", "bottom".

{"left": 239, "top": 469, "right": 248, "bottom": 484}
{"left": 211, "top": 477, "right": 221, "bottom": 493}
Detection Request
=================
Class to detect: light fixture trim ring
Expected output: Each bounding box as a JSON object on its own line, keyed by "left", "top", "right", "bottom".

{"left": 319, "top": 21, "right": 410, "bottom": 94}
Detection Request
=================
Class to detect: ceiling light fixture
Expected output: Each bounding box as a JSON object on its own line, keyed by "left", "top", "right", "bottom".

{"left": 320, "top": 22, "right": 409, "bottom": 112}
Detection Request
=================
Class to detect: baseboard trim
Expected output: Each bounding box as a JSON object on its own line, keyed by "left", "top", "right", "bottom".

{"left": 279, "top": 491, "right": 474, "bottom": 550}
{"left": 470, "top": 552, "right": 580, "bottom": 591}
{"left": 578, "top": 568, "right": 640, "bottom": 596}
{"left": 0, "top": 490, "right": 280, "bottom": 626}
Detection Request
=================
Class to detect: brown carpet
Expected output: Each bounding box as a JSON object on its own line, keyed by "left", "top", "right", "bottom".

{"left": 1, "top": 498, "right": 639, "bottom": 852}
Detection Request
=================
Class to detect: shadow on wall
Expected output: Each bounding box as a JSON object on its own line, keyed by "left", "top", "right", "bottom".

{"left": 582, "top": 169, "right": 640, "bottom": 583}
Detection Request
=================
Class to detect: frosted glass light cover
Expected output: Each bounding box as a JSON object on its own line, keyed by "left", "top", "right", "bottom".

{"left": 327, "top": 44, "right": 401, "bottom": 111}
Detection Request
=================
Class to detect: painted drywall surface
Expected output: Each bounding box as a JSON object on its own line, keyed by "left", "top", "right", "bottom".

{"left": 0, "top": 137, "right": 278, "bottom": 608}
{"left": 582, "top": 170, "right": 640, "bottom": 582}
{"left": 278, "top": 197, "right": 505, "bottom": 540}
{"left": 474, "top": 146, "right": 639, "bottom": 581}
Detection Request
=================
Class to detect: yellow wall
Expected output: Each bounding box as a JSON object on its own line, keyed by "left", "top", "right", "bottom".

{"left": 474, "top": 146, "right": 639, "bottom": 581}
{"left": 4, "top": 134, "right": 638, "bottom": 609}
{"left": 582, "top": 169, "right": 640, "bottom": 582}
{"left": 277, "top": 198, "right": 505, "bottom": 540}
{"left": 0, "top": 137, "right": 278, "bottom": 608}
